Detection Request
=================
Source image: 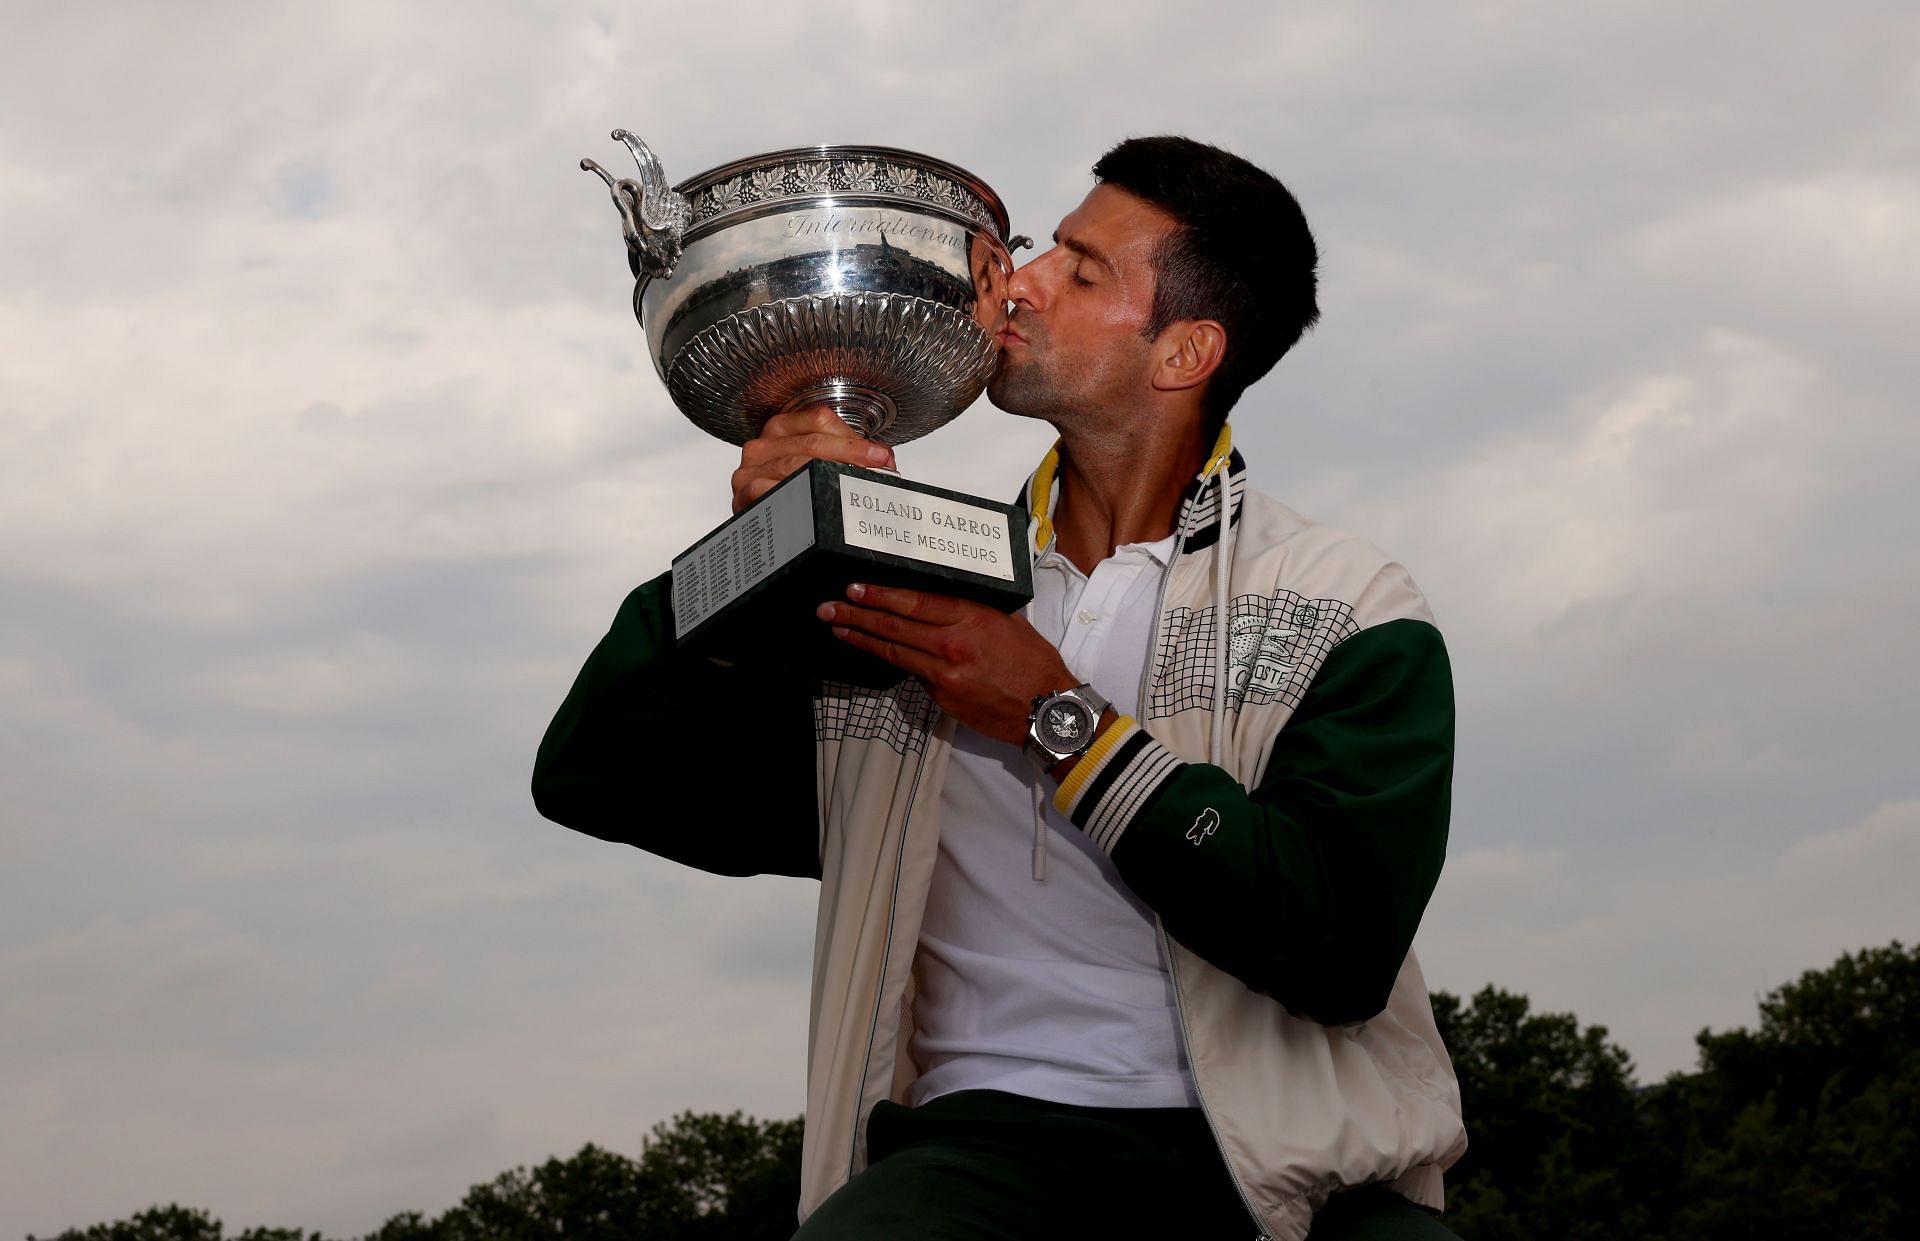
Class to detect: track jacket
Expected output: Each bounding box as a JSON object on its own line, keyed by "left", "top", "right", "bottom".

{"left": 532, "top": 429, "right": 1467, "bottom": 1241}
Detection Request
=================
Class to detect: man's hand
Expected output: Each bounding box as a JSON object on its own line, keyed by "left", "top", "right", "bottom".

{"left": 732, "top": 405, "right": 896, "bottom": 513}
{"left": 817, "top": 583, "right": 1075, "bottom": 746}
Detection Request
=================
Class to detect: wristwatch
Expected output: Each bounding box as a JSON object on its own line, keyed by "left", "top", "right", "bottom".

{"left": 1024, "top": 683, "right": 1111, "bottom": 773}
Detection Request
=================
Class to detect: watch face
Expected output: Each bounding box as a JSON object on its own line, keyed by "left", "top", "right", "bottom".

{"left": 1040, "top": 698, "right": 1096, "bottom": 752}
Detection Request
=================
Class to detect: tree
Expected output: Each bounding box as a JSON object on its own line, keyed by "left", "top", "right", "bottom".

{"left": 632, "top": 1111, "right": 803, "bottom": 1240}
{"left": 374, "top": 1112, "right": 803, "bottom": 1241}
{"left": 1430, "top": 985, "right": 1655, "bottom": 1240}
{"left": 433, "top": 1142, "right": 654, "bottom": 1240}
{"left": 26, "top": 1205, "right": 325, "bottom": 1241}
{"left": 29, "top": 1113, "right": 804, "bottom": 1241}
{"left": 1662, "top": 941, "right": 1920, "bottom": 1239}
{"left": 27, "top": 1205, "right": 224, "bottom": 1241}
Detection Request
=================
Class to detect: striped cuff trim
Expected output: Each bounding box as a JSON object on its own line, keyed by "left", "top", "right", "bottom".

{"left": 1053, "top": 713, "right": 1137, "bottom": 809}
{"left": 1052, "top": 719, "right": 1186, "bottom": 857}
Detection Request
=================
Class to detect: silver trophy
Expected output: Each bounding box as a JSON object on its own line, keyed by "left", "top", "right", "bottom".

{"left": 582, "top": 130, "right": 1035, "bottom": 680}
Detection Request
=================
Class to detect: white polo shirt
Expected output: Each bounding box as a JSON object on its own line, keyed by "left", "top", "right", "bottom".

{"left": 908, "top": 533, "right": 1200, "bottom": 1109}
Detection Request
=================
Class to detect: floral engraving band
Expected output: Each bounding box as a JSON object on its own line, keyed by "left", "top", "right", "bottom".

{"left": 686, "top": 157, "right": 999, "bottom": 234}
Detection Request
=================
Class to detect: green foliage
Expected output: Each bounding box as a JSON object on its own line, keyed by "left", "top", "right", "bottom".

{"left": 26, "top": 1204, "right": 328, "bottom": 1241}
{"left": 1662, "top": 941, "right": 1920, "bottom": 1239}
{"left": 1430, "top": 985, "right": 1652, "bottom": 1240}
{"left": 377, "top": 1112, "right": 803, "bottom": 1241}
{"left": 28, "top": 1113, "right": 803, "bottom": 1241}
{"left": 631, "top": 1111, "right": 804, "bottom": 1238}
{"left": 1435, "top": 940, "right": 1920, "bottom": 1240}
{"left": 28, "top": 1205, "right": 223, "bottom": 1241}
{"left": 33, "top": 942, "right": 1920, "bottom": 1241}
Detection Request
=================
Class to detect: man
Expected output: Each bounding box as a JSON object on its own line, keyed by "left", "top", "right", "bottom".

{"left": 534, "top": 136, "right": 1465, "bottom": 1240}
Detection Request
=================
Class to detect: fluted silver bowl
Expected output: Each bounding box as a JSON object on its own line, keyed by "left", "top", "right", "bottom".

{"left": 583, "top": 131, "right": 1024, "bottom": 446}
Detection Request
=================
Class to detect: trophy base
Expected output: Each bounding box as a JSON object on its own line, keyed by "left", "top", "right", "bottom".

{"left": 670, "top": 460, "right": 1034, "bottom": 688}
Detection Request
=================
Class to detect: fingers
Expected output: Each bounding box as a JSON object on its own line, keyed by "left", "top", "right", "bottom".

{"left": 759, "top": 404, "right": 856, "bottom": 441}
{"left": 828, "top": 622, "right": 944, "bottom": 682}
{"left": 816, "top": 598, "right": 945, "bottom": 659}
{"left": 739, "top": 433, "right": 894, "bottom": 472}
{"left": 732, "top": 473, "right": 789, "bottom": 511}
{"left": 817, "top": 586, "right": 986, "bottom": 678}
{"left": 731, "top": 443, "right": 888, "bottom": 512}
{"left": 731, "top": 406, "right": 895, "bottom": 514}
{"left": 841, "top": 582, "right": 970, "bottom": 625}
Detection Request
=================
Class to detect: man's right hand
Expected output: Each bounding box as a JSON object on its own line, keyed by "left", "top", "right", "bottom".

{"left": 730, "top": 405, "right": 897, "bottom": 513}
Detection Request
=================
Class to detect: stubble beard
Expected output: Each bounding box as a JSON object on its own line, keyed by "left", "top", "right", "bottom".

{"left": 987, "top": 315, "right": 1058, "bottom": 422}
{"left": 987, "top": 318, "right": 1100, "bottom": 429}
{"left": 988, "top": 325, "right": 1148, "bottom": 437}
{"left": 987, "top": 353, "right": 1065, "bottom": 423}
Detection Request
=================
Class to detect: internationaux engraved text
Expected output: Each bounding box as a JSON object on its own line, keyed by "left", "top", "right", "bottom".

{"left": 786, "top": 213, "right": 965, "bottom": 249}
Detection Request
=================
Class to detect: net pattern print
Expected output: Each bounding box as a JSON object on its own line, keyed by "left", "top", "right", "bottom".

{"left": 1148, "top": 590, "right": 1357, "bottom": 719}
{"left": 813, "top": 677, "right": 937, "bottom": 756}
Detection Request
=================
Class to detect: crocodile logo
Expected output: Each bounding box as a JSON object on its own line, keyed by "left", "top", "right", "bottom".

{"left": 1186, "top": 807, "right": 1220, "bottom": 845}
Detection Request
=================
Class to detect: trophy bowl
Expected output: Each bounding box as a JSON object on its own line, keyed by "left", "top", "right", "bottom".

{"left": 583, "top": 131, "right": 1026, "bottom": 446}
{"left": 580, "top": 130, "right": 1034, "bottom": 684}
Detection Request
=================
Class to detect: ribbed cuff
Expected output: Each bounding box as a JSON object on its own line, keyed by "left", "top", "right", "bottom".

{"left": 1051, "top": 717, "right": 1186, "bottom": 856}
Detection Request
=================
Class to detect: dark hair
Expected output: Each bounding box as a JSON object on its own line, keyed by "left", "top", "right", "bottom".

{"left": 1092, "top": 136, "right": 1319, "bottom": 427}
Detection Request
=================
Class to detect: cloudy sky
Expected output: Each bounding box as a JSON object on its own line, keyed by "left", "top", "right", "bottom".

{"left": 4, "top": 2, "right": 1916, "bottom": 1234}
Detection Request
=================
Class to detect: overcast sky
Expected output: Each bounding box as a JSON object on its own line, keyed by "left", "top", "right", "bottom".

{"left": 4, "top": 2, "right": 1917, "bottom": 1235}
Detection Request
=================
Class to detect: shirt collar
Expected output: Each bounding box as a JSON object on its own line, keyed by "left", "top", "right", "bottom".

{"left": 1023, "top": 424, "right": 1240, "bottom": 559}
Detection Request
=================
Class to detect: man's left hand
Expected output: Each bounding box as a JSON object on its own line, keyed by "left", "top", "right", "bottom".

{"left": 817, "top": 583, "right": 1073, "bottom": 746}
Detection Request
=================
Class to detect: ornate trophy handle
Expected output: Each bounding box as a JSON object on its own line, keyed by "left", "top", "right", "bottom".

{"left": 991, "top": 234, "right": 1035, "bottom": 288}
{"left": 580, "top": 129, "right": 691, "bottom": 280}
{"left": 985, "top": 234, "right": 1034, "bottom": 291}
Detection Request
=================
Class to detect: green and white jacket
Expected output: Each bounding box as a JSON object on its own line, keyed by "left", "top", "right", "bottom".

{"left": 533, "top": 430, "right": 1467, "bottom": 1241}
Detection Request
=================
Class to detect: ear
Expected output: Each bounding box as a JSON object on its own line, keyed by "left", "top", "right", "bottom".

{"left": 1149, "top": 320, "right": 1227, "bottom": 394}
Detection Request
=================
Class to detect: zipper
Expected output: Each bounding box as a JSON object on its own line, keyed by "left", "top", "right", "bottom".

{"left": 1149, "top": 482, "right": 1270, "bottom": 1239}
{"left": 1139, "top": 502, "right": 1188, "bottom": 716}
{"left": 1162, "top": 921, "right": 1273, "bottom": 1240}
{"left": 842, "top": 715, "right": 937, "bottom": 1180}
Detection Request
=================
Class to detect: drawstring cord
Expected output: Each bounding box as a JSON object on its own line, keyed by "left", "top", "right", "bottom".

{"left": 1022, "top": 428, "right": 1235, "bottom": 878}
{"left": 1207, "top": 457, "right": 1234, "bottom": 767}
{"left": 1028, "top": 444, "right": 1063, "bottom": 882}
{"left": 1031, "top": 776, "right": 1049, "bottom": 882}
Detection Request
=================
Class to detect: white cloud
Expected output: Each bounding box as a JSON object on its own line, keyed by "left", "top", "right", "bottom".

{"left": 1315, "top": 330, "right": 1831, "bottom": 642}
{"left": 1630, "top": 173, "right": 1920, "bottom": 315}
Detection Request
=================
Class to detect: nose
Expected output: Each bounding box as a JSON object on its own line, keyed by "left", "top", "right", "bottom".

{"left": 1006, "top": 246, "right": 1053, "bottom": 311}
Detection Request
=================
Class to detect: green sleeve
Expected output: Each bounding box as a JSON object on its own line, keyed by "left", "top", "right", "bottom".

{"left": 1053, "top": 618, "right": 1453, "bottom": 1023}
{"left": 531, "top": 571, "right": 822, "bottom": 880}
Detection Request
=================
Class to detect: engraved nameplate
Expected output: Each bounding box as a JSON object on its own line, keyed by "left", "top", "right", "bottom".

{"left": 667, "top": 460, "right": 1031, "bottom": 683}
{"left": 839, "top": 473, "right": 1017, "bottom": 582}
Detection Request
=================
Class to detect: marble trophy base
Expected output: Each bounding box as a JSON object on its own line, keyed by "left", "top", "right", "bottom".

{"left": 670, "top": 461, "right": 1034, "bottom": 687}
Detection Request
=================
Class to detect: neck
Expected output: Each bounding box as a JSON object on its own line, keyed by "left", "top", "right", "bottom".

{"left": 1048, "top": 415, "right": 1215, "bottom": 575}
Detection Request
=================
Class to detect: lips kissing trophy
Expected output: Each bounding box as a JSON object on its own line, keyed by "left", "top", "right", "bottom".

{"left": 581, "top": 130, "right": 1036, "bottom": 683}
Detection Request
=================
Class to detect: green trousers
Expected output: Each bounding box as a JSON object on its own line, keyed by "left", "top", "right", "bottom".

{"left": 793, "top": 1089, "right": 1459, "bottom": 1240}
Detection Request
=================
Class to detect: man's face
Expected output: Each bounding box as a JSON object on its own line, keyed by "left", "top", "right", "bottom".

{"left": 988, "top": 183, "right": 1178, "bottom": 425}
